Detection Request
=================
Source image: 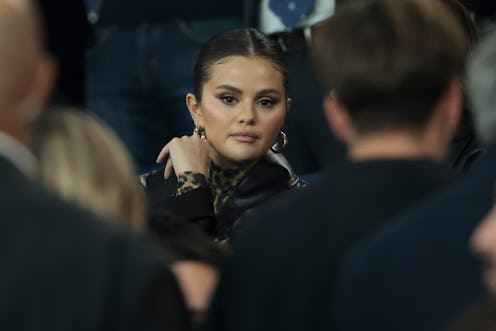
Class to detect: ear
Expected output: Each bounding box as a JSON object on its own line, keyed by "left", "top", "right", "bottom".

{"left": 20, "top": 53, "right": 57, "bottom": 123}
{"left": 286, "top": 97, "right": 292, "bottom": 113}
{"left": 186, "top": 93, "right": 202, "bottom": 127}
{"left": 324, "top": 90, "right": 356, "bottom": 144}
{"left": 432, "top": 78, "right": 463, "bottom": 141}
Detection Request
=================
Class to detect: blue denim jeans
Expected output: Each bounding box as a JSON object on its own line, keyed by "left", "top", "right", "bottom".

{"left": 86, "top": 18, "right": 241, "bottom": 174}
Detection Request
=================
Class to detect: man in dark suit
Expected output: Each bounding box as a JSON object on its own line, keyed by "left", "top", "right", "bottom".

{"left": 333, "top": 29, "right": 496, "bottom": 331}
{"left": 0, "top": 1, "right": 189, "bottom": 330}
{"left": 205, "top": 1, "right": 467, "bottom": 330}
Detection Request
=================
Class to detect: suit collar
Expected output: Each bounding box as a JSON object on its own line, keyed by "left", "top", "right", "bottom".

{"left": 0, "top": 131, "right": 36, "bottom": 177}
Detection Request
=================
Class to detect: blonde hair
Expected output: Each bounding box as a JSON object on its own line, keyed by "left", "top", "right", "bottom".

{"left": 31, "top": 108, "right": 146, "bottom": 232}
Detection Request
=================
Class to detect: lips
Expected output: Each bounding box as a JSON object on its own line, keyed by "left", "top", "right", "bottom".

{"left": 231, "top": 132, "right": 259, "bottom": 143}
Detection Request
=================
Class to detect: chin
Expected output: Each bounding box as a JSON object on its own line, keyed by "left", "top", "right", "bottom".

{"left": 223, "top": 153, "right": 261, "bottom": 167}
{"left": 226, "top": 148, "right": 265, "bottom": 163}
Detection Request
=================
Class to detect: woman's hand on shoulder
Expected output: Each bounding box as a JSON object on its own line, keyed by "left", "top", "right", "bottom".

{"left": 156, "top": 133, "right": 210, "bottom": 179}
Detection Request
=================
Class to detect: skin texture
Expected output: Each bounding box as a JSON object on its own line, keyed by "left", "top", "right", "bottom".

{"left": 157, "top": 55, "right": 288, "bottom": 177}
{"left": 0, "top": 0, "right": 55, "bottom": 144}
{"left": 471, "top": 205, "right": 496, "bottom": 293}
{"left": 171, "top": 261, "right": 218, "bottom": 312}
{"left": 323, "top": 78, "right": 462, "bottom": 162}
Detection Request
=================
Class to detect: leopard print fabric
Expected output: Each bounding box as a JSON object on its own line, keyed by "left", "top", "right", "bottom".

{"left": 175, "top": 161, "right": 250, "bottom": 214}
{"left": 176, "top": 171, "right": 209, "bottom": 195}
{"left": 208, "top": 161, "right": 249, "bottom": 214}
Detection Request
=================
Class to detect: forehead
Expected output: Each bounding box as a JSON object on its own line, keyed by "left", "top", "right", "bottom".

{"left": 205, "top": 55, "right": 285, "bottom": 89}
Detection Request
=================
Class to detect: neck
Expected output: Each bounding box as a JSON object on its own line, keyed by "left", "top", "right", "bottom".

{"left": 0, "top": 122, "right": 29, "bottom": 147}
{"left": 348, "top": 129, "right": 445, "bottom": 162}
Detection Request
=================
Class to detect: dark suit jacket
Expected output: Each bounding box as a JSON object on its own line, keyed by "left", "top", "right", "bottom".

{"left": 0, "top": 156, "right": 190, "bottom": 331}
{"left": 35, "top": 0, "right": 92, "bottom": 106}
{"left": 206, "top": 158, "right": 452, "bottom": 331}
{"left": 333, "top": 148, "right": 496, "bottom": 331}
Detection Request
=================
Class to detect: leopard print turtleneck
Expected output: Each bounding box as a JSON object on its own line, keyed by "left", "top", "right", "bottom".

{"left": 175, "top": 161, "right": 250, "bottom": 214}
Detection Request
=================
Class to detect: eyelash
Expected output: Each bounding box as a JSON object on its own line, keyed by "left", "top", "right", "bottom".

{"left": 258, "top": 98, "right": 279, "bottom": 108}
{"left": 218, "top": 95, "right": 279, "bottom": 109}
{"left": 220, "top": 95, "right": 237, "bottom": 105}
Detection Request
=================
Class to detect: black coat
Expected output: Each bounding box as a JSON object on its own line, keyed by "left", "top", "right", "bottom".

{"left": 0, "top": 156, "right": 190, "bottom": 331}
{"left": 206, "top": 158, "right": 452, "bottom": 331}
{"left": 142, "top": 153, "right": 304, "bottom": 240}
{"left": 333, "top": 148, "right": 496, "bottom": 331}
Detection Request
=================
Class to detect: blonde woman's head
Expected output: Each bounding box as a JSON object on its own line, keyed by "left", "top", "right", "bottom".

{"left": 30, "top": 108, "right": 146, "bottom": 232}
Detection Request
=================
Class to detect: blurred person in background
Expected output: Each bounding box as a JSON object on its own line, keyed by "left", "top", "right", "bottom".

{"left": 30, "top": 108, "right": 226, "bottom": 329}
{"left": 444, "top": 29, "right": 496, "bottom": 331}
{"left": 30, "top": 108, "right": 146, "bottom": 232}
{"left": 333, "top": 24, "right": 496, "bottom": 331}
{"left": 0, "top": 1, "right": 190, "bottom": 330}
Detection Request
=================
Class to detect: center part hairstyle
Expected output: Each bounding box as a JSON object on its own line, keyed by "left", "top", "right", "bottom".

{"left": 312, "top": 0, "right": 466, "bottom": 134}
{"left": 193, "top": 27, "right": 287, "bottom": 100}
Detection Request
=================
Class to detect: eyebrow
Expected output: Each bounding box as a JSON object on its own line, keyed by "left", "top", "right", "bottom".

{"left": 215, "top": 85, "right": 282, "bottom": 97}
{"left": 255, "top": 89, "right": 282, "bottom": 98}
{"left": 215, "top": 84, "right": 242, "bottom": 94}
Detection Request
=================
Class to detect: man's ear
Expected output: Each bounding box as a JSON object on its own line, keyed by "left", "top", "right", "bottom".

{"left": 33, "top": 53, "right": 57, "bottom": 107}
{"left": 324, "top": 90, "right": 356, "bottom": 143}
{"left": 21, "top": 53, "right": 57, "bottom": 124}
{"left": 186, "top": 93, "right": 203, "bottom": 127}
{"left": 431, "top": 78, "right": 463, "bottom": 142}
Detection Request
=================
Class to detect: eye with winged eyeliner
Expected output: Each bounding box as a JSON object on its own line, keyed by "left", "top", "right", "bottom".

{"left": 215, "top": 85, "right": 282, "bottom": 107}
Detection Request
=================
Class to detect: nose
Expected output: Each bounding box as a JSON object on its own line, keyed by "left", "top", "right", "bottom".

{"left": 238, "top": 101, "right": 256, "bottom": 125}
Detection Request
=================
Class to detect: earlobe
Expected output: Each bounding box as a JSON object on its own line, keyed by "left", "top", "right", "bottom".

{"left": 286, "top": 97, "right": 292, "bottom": 112}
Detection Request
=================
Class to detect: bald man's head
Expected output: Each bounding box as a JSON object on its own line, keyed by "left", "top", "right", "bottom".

{"left": 0, "top": 0, "right": 55, "bottom": 141}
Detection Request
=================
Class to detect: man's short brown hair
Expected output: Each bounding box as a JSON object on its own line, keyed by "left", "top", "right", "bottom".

{"left": 312, "top": 0, "right": 466, "bottom": 134}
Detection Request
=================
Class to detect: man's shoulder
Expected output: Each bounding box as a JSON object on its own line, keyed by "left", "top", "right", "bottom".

{"left": 0, "top": 166, "right": 162, "bottom": 270}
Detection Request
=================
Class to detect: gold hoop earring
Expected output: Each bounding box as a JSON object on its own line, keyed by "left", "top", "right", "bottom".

{"left": 194, "top": 126, "right": 207, "bottom": 141}
{"left": 271, "top": 131, "right": 288, "bottom": 153}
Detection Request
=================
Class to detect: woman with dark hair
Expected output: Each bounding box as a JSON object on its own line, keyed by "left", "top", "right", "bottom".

{"left": 141, "top": 28, "right": 304, "bottom": 241}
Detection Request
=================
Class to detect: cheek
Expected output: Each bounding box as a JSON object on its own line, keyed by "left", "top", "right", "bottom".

{"left": 264, "top": 112, "right": 286, "bottom": 139}
{"left": 201, "top": 104, "right": 227, "bottom": 132}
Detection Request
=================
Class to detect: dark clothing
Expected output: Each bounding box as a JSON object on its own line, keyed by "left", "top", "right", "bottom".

{"left": 142, "top": 153, "right": 304, "bottom": 240}
{"left": 97, "top": 1, "right": 243, "bottom": 26}
{"left": 448, "top": 113, "right": 484, "bottom": 176}
{"left": 206, "top": 158, "right": 452, "bottom": 331}
{"left": 459, "top": 0, "right": 496, "bottom": 18}
{"left": 333, "top": 148, "right": 496, "bottom": 331}
{"left": 446, "top": 296, "right": 496, "bottom": 331}
{"left": 36, "top": 0, "right": 91, "bottom": 106}
{"left": 0, "top": 156, "right": 190, "bottom": 331}
{"left": 448, "top": 130, "right": 484, "bottom": 176}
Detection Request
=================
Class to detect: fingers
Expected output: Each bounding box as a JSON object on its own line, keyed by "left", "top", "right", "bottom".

{"left": 157, "top": 135, "right": 209, "bottom": 179}
{"left": 156, "top": 144, "right": 169, "bottom": 164}
{"left": 164, "top": 157, "right": 173, "bottom": 179}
